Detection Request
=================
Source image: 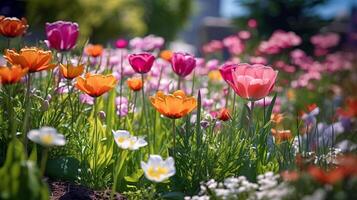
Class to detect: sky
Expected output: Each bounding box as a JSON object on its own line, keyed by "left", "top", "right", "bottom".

{"left": 220, "top": 0, "right": 357, "bottom": 19}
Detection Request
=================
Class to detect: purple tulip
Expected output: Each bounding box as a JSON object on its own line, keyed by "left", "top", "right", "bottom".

{"left": 45, "top": 21, "right": 79, "bottom": 51}
{"left": 171, "top": 52, "right": 196, "bottom": 77}
{"left": 128, "top": 53, "right": 155, "bottom": 74}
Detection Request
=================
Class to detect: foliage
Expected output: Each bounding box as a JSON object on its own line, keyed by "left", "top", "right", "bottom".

{"left": 25, "top": 0, "right": 192, "bottom": 43}
{"left": 0, "top": 138, "right": 49, "bottom": 200}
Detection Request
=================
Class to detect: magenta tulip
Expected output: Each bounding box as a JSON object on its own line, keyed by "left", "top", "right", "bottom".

{"left": 128, "top": 53, "right": 155, "bottom": 74}
{"left": 45, "top": 21, "right": 79, "bottom": 51}
{"left": 230, "top": 64, "right": 278, "bottom": 100}
{"left": 115, "top": 38, "right": 128, "bottom": 49}
{"left": 171, "top": 52, "right": 196, "bottom": 77}
{"left": 219, "top": 63, "right": 242, "bottom": 87}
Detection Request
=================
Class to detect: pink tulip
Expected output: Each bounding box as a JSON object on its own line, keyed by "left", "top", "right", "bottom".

{"left": 171, "top": 52, "right": 196, "bottom": 77}
{"left": 247, "top": 19, "right": 258, "bottom": 28}
{"left": 45, "top": 21, "right": 79, "bottom": 51}
{"left": 230, "top": 64, "right": 278, "bottom": 100}
{"left": 219, "top": 63, "right": 239, "bottom": 87}
{"left": 115, "top": 38, "right": 128, "bottom": 48}
{"left": 128, "top": 53, "right": 155, "bottom": 74}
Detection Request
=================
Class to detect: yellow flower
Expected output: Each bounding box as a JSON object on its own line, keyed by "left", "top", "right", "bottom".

{"left": 208, "top": 70, "right": 222, "bottom": 81}
{"left": 287, "top": 89, "right": 296, "bottom": 101}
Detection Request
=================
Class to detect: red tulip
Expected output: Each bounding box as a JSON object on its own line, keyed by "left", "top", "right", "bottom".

{"left": 230, "top": 63, "right": 278, "bottom": 100}
{"left": 128, "top": 53, "right": 155, "bottom": 74}
{"left": 171, "top": 52, "right": 196, "bottom": 77}
{"left": 217, "top": 108, "right": 231, "bottom": 121}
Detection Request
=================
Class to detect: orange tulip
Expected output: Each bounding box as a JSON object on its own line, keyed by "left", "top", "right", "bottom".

{"left": 127, "top": 77, "right": 143, "bottom": 91}
{"left": 150, "top": 90, "right": 197, "bottom": 119}
{"left": 281, "top": 170, "right": 299, "bottom": 182}
{"left": 84, "top": 44, "right": 103, "bottom": 57}
{"left": 308, "top": 166, "right": 345, "bottom": 185}
{"left": 4, "top": 48, "right": 55, "bottom": 73}
{"left": 271, "top": 129, "right": 292, "bottom": 144}
{"left": 75, "top": 73, "right": 117, "bottom": 97}
{"left": 0, "top": 16, "right": 28, "bottom": 38}
{"left": 59, "top": 63, "right": 84, "bottom": 79}
{"left": 0, "top": 65, "right": 28, "bottom": 84}
{"left": 217, "top": 108, "right": 231, "bottom": 121}
{"left": 271, "top": 113, "right": 284, "bottom": 124}
{"left": 160, "top": 50, "right": 173, "bottom": 61}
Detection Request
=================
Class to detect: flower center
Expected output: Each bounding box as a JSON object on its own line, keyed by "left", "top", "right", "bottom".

{"left": 147, "top": 166, "right": 168, "bottom": 179}
{"left": 117, "top": 137, "right": 126, "bottom": 144}
{"left": 41, "top": 134, "right": 54, "bottom": 145}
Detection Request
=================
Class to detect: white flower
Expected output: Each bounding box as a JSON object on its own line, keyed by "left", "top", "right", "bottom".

{"left": 141, "top": 155, "right": 176, "bottom": 182}
{"left": 27, "top": 127, "right": 66, "bottom": 147}
{"left": 112, "top": 130, "right": 147, "bottom": 150}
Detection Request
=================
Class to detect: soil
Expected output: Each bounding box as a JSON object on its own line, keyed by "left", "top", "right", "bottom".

{"left": 49, "top": 181, "right": 127, "bottom": 200}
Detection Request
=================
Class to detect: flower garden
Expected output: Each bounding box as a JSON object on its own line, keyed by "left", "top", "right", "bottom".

{"left": 0, "top": 13, "right": 356, "bottom": 200}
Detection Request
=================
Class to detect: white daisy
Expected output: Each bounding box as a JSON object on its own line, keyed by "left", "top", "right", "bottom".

{"left": 141, "top": 155, "right": 176, "bottom": 182}
{"left": 27, "top": 127, "right": 66, "bottom": 147}
{"left": 112, "top": 130, "right": 147, "bottom": 150}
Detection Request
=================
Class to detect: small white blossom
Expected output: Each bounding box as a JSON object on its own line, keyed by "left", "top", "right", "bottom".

{"left": 141, "top": 155, "right": 175, "bottom": 182}
{"left": 112, "top": 130, "right": 147, "bottom": 150}
{"left": 27, "top": 127, "right": 66, "bottom": 147}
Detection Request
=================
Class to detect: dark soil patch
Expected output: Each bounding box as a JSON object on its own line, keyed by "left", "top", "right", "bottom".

{"left": 49, "top": 181, "right": 126, "bottom": 200}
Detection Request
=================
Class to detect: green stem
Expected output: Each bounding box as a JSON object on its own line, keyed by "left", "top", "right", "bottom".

{"left": 110, "top": 150, "right": 128, "bottom": 200}
{"left": 40, "top": 148, "right": 49, "bottom": 177}
{"left": 118, "top": 51, "right": 124, "bottom": 127}
{"left": 263, "top": 98, "right": 266, "bottom": 123}
{"left": 231, "top": 93, "right": 236, "bottom": 116}
{"left": 249, "top": 101, "right": 255, "bottom": 136}
{"left": 7, "top": 38, "right": 11, "bottom": 49}
{"left": 22, "top": 74, "right": 32, "bottom": 141}
{"left": 172, "top": 119, "right": 176, "bottom": 157}
{"left": 156, "top": 66, "right": 163, "bottom": 91}
{"left": 7, "top": 85, "right": 16, "bottom": 138}
{"left": 131, "top": 92, "right": 138, "bottom": 125}
{"left": 93, "top": 98, "right": 99, "bottom": 181}
{"left": 141, "top": 74, "right": 150, "bottom": 153}
{"left": 191, "top": 72, "right": 195, "bottom": 96}
{"left": 177, "top": 76, "right": 181, "bottom": 90}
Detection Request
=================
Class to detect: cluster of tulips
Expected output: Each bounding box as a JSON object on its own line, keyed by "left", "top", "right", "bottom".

{"left": 0, "top": 16, "right": 279, "bottom": 182}
{"left": 1, "top": 14, "right": 356, "bottom": 199}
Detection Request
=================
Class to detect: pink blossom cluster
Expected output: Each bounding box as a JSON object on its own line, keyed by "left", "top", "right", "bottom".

{"left": 310, "top": 33, "right": 340, "bottom": 56}
{"left": 310, "top": 33, "right": 340, "bottom": 49}
{"left": 259, "top": 30, "right": 301, "bottom": 54}
{"left": 202, "top": 40, "right": 223, "bottom": 54}
{"left": 274, "top": 60, "right": 296, "bottom": 73}
{"left": 223, "top": 35, "right": 245, "bottom": 55}
{"left": 129, "top": 35, "right": 164, "bottom": 51}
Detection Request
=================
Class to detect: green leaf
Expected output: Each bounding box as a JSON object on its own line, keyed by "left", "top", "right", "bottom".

{"left": 264, "top": 93, "right": 277, "bottom": 124}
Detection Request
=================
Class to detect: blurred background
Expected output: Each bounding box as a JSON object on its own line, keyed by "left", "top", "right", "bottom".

{"left": 1, "top": 0, "right": 357, "bottom": 53}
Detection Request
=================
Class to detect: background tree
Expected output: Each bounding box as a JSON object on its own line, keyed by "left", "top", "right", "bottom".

{"left": 235, "top": 0, "right": 331, "bottom": 49}
{"left": 24, "top": 0, "right": 192, "bottom": 43}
